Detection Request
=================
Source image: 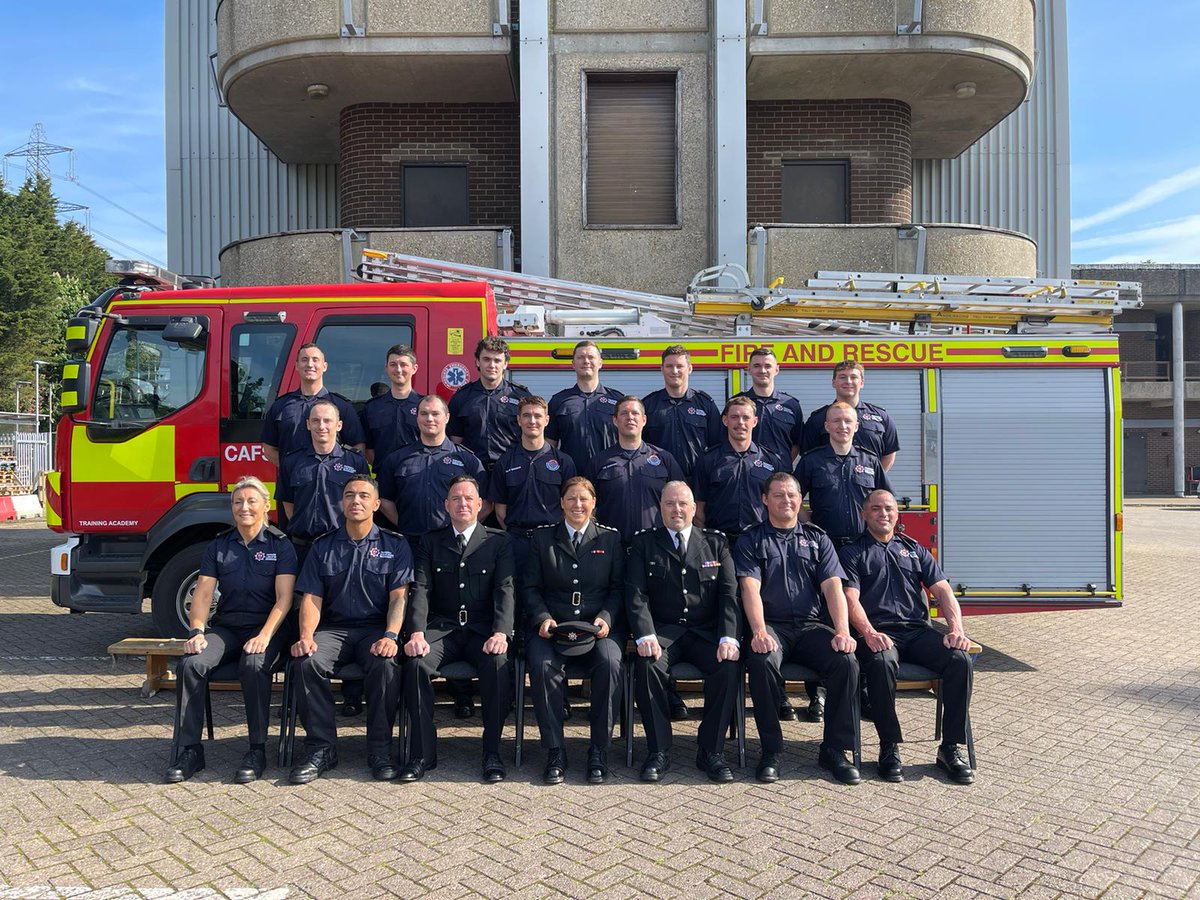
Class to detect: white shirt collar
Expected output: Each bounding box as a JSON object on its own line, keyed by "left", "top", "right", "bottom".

{"left": 454, "top": 522, "right": 478, "bottom": 544}
{"left": 673, "top": 524, "right": 694, "bottom": 547}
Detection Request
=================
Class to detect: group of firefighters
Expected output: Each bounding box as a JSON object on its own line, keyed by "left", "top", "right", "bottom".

{"left": 164, "top": 336, "right": 976, "bottom": 790}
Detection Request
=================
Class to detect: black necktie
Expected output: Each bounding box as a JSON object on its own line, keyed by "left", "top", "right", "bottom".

{"left": 457, "top": 533, "right": 467, "bottom": 553}
{"left": 573, "top": 529, "right": 583, "bottom": 549}
{"left": 676, "top": 530, "right": 687, "bottom": 555}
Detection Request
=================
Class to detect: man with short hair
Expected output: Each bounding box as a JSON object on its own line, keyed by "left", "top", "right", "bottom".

{"left": 377, "top": 395, "right": 488, "bottom": 542}
{"left": 276, "top": 400, "right": 370, "bottom": 560}
{"left": 489, "top": 395, "right": 577, "bottom": 571}
{"left": 262, "top": 343, "right": 365, "bottom": 465}
{"left": 800, "top": 361, "right": 899, "bottom": 471}
{"left": 400, "top": 476, "right": 515, "bottom": 784}
{"left": 627, "top": 482, "right": 741, "bottom": 783}
{"left": 585, "top": 396, "right": 685, "bottom": 543}
{"left": 735, "top": 472, "right": 862, "bottom": 785}
{"left": 795, "top": 402, "right": 894, "bottom": 547}
{"left": 841, "top": 489, "right": 976, "bottom": 784}
{"left": 732, "top": 347, "right": 805, "bottom": 465}
{"left": 642, "top": 345, "right": 723, "bottom": 481}
{"left": 693, "top": 395, "right": 786, "bottom": 540}
{"left": 359, "top": 344, "right": 423, "bottom": 471}
{"left": 288, "top": 477, "right": 413, "bottom": 784}
{"left": 449, "top": 337, "right": 531, "bottom": 471}
{"left": 546, "top": 340, "right": 624, "bottom": 471}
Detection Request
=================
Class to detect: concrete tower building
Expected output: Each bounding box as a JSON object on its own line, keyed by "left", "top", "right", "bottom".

{"left": 168, "top": 0, "right": 1068, "bottom": 293}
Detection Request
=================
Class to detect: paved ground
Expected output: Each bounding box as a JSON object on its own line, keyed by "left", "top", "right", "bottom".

{"left": 1, "top": 507, "right": 1198, "bottom": 899}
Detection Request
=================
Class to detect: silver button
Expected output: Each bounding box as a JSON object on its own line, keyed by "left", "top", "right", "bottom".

{"left": 460, "top": 562, "right": 465, "bottom": 568}
{"left": 681, "top": 569, "right": 687, "bottom": 576}
{"left": 459, "top": 583, "right": 465, "bottom": 589}
{"left": 573, "top": 579, "right": 579, "bottom": 585}
{"left": 572, "top": 564, "right": 578, "bottom": 570}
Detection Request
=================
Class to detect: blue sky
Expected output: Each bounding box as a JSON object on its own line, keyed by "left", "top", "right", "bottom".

{"left": 0, "top": 1, "right": 1196, "bottom": 269}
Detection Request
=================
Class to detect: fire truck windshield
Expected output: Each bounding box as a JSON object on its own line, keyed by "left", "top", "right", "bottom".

{"left": 91, "top": 321, "right": 207, "bottom": 423}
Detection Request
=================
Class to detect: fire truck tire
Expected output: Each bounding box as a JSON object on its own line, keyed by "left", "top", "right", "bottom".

{"left": 151, "top": 543, "right": 209, "bottom": 638}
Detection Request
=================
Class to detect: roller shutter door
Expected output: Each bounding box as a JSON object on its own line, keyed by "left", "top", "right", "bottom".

{"left": 939, "top": 369, "right": 1110, "bottom": 590}
{"left": 775, "top": 369, "right": 924, "bottom": 500}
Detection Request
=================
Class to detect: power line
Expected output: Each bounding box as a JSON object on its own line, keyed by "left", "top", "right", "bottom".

{"left": 67, "top": 178, "right": 166, "bottom": 235}
{"left": 89, "top": 226, "right": 166, "bottom": 268}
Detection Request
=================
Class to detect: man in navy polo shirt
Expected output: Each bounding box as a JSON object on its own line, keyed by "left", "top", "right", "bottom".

{"left": 288, "top": 476, "right": 413, "bottom": 784}
{"left": 585, "top": 396, "right": 685, "bottom": 543}
{"left": 261, "top": 343, "right": 364, "bottom": 465}
{"left": 642, "top": 344, "right": 723, "bottom": 482}
{"left": 732, "top": 347, "right": 804, "bottom": 465}
{"left": 840, "top": 489, "right": 975, "bottom": 785}
{"left": 377, "top": 394, "right": 488, "bottom": 542}
{"left": 359, "top": 343, "right": 423, "bottom": 471}
{"left": 800, "top": 361, "right": 899, "bottom": 471}
{"left": 449, "top": 337, "right": 531, "bottom": 471}
{"left": 276, "top": 400, "right": 370, "bottom": 559}
{"left": 546, "top": 340, "right": 624, "bottom": 472}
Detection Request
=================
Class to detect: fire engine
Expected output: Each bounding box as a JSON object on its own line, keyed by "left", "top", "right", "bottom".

{"left": 45, "top": 253, "right": 1141, "bottom": 637}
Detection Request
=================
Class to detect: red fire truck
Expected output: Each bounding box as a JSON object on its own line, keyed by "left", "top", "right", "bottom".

{"left": 45, "top": 255, "right": 1138, "bottom": 636}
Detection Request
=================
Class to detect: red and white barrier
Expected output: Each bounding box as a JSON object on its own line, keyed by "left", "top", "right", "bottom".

{"left": 0, "top": 493, "right": 43, "bottom": 521}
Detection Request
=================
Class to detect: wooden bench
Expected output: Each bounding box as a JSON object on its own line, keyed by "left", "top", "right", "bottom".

{"left": 107, "top": 638, "right": 263, "bottom": 698}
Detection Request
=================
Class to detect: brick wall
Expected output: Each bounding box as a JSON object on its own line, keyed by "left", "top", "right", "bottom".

{"left": 339, "top": 103, "right": 520, "bottom": 234}
{"left": 1131, "top": 427, "right": 1200, "bottom": 493}
{"left": 747, "top": 99, "right": 912, "bottom": 224}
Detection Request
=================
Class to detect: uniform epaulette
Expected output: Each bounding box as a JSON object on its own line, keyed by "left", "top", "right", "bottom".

{"left": 535, "top": 523, "right": 556, "bottom": 530}
{"left": 509, "top": 379, "right": 529, "bottom": 392}
{"left": 329, "top": 390, "right": 355, "bottom": 404}
{"left": 803, "top": 521, "right": 828, "bottom": 535}
{"left": 701, "top": 527, "right": 725, "bottom": 537}
{"left": 595, "top": 522, "right": 620, "bottom": 533}
{"left": 378, "top": 526, "right": 406, "bottom": 540}
{"left": 265, "top": 524, "right": 287, "bottom": 539}
{"left": 634, "top": 527, "right": 653, "bottom": 536}
{"left": 894, "top": 530, "right": 920, "bottom": 549}
{"left": 483, "top": 525, "right": 506, "bottom": 536}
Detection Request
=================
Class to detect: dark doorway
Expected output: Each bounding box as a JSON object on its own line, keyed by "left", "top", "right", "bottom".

{"left": 1123, "top": 430, "right": 1148, "bottom": 494}
{"left": 402, "top": 165, "right": 470, "bottom": 227}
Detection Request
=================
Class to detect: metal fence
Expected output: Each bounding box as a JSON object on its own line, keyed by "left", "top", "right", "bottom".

{"left": 0, "top": 432, "right": 52, "bottom": 495}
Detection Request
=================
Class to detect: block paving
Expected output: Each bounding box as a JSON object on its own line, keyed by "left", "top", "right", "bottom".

{"left": 1, "top": 507, "right": 1198, "bottom": 898}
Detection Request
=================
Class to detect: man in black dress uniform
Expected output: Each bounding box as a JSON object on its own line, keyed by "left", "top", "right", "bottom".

{"left": 399, "top": 476, "right": 516, "bottom": 784}
{"left": 840, "top": 489, "right": 976, "bottom": 784}
{"left": 627, "top": 481, "right": 741, "bottom": 783}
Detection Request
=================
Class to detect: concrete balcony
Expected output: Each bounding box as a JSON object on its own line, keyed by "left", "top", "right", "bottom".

{"left": 746, "top": 0, "right": 1035, "bottom": 158}
{"left": 215, "top": 0, "right": 514, "bottom": 163}
{"left": 219, "top": 227, "right": 513, "bottom": 287}
{"left": 747, "top": 223, "right": 1037, "bottom": 286}
{"left": 1120, "top": 362, "right": 1200, "bottom": 403}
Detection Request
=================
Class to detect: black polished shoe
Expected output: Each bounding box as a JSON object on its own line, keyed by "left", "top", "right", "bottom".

{"left": 878, "top": 743, "right": 903, "bottom": 783}
{"left": 340, "top": 700, "right": 363, "bottom": 717}
{"left": 543, "top": 747, "right": 567, "bottom": 785}
{"left": 586, "top": 746, "right": 609, "bottom": 784}
{"left": 397, "top": 757, "right": 436, "bottom": 783}
{"left": 482, "top": 752, "right": 506, "bottom": 783}
{"left": 454, "top": 698, "right": 475, "bottom": 719}
{"left": 777, "top": 701, "right": 798, "bottom": 722}
{"left": 936, "top": 744, "right": 975, "bottom": 784}
{"left": 639, "top": 751, "right": 671, "bottom": 782}
{"left": 234, "top": 747, "right": 265, "bottom": 784}
{"left": 164, "top": 744, "right": 205, "bottom": 784}
{"left": 806, "top": 694, "right": 825, "bottom": 723}
{"left": 696, "top": 750, "right": 734, "bottom": 783}
{"left": 755, "top": 752, "right": 781, "bottom": 783}
{"left": 818, "top": 745, "right": 862, "bottom": 785}
{"left": 289, "top": 746, "right": 338, "bottom": 784}
{"left": 669, "top": 694, "right": 690, "bottom": 721}
{"left": 369, "top": 754, "right": 398, "bottom": 781}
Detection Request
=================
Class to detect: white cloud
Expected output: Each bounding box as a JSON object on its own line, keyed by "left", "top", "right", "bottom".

{"left": 1072, "top": 214, "right": 1200, "bottom": 263}
{"left": 1071, "top": 164, "right": 1200, "bottom": 233}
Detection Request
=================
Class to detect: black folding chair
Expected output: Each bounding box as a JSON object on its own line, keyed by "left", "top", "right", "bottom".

{"left": 514, "top": 654, "right": 628, "bottom": 768}
{"left": 277, "top": 659, "right": 366, "bottom": 767}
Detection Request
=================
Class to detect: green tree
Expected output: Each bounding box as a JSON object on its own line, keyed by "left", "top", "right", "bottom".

{"left": 0, "top": 174, "right": 113, "bottom": 426}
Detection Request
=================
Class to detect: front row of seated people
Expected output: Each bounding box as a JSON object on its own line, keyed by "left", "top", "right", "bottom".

{"left": 166, "top": 473, "right": 975, "bottom": 787}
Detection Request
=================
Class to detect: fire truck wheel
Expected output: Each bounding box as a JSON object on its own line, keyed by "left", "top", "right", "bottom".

{"left": 151, "top": 543, "right": 211, "bottom": 638}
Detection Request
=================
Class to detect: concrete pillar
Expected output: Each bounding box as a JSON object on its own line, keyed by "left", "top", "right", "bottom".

{"left": 519, "top": 0, "right": 551, "bottom": 276}
{"left": 1173, "top": 300, "right": 1185, "bottom": 496}
{"left": 712, "top": 0, "right": 747, "bottom": 270}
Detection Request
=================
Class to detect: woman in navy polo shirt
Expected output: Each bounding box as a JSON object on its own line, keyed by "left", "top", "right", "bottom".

{"left": 164, "top": 476, "right": 298, "bottom": 784}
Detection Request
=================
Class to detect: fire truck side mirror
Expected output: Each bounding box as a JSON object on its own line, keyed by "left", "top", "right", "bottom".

{"left": 65, "top": 316, "right": 98, "bottom": 355}
{"left": 60, "top": 360, "right": 91, "bottom": 414}
{"left": 162, "top": 316, "right": 207, "bottom": 348}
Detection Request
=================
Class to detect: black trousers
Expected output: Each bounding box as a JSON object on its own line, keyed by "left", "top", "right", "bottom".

{"left": 526, "top": 631, "right": 623, "bottom": 751}
{"left": 176, "top": 623, "right": 288, "bottom": 747}
{"left": 633, "top": 631, "right": 739, "bottom": 755}
{"left": 295, "top": 625, "right": 401, "bottom": 758}
{"left": 857, "top": 622, "right": 972, "bottom": 746}
{"left": 746, "top": 622, "right": 859, "bottom": 754}
{"left": 402, "top": 629, "right": 512, "bottom": 760}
